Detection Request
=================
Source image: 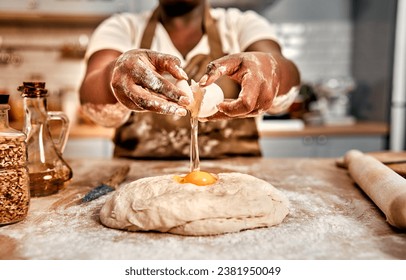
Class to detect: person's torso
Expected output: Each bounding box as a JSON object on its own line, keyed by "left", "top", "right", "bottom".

{"left": 93, "top": 8, "right": 273, "bottom": 158}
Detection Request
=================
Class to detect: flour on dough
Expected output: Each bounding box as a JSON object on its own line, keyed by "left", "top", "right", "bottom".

{"left": 100, "top": 172, "right": 289, "bottom": 236}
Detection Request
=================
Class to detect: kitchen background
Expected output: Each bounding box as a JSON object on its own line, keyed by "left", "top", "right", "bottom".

{"left": 0, "top": 0, "right": 403, "bottom": 158}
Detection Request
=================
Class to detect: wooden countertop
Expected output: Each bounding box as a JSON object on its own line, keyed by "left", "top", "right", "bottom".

{"left": 258, "top": 121, "right": 389, "bottom": 137}
{"left": 65, "top": 121, "right": 389, "bottom": 139}
{"left": 1, "top": 156, "right": 405, "bottom": 260}
{"left": 68, "top": 123, "right": 115, "bottom": 138}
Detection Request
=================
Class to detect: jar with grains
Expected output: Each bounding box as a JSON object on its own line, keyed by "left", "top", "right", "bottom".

{"left": 0, "top": 94, "right": 30, "bottom": 225}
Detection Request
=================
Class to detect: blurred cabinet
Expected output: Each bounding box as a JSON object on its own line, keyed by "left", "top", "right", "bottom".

{"left": 259, "top": 121, "right": 388, "bottom": 158}
{"left": 64, "top": 130, "right": 386, "bottom": 159}
{"left": 260, "top": 135, "right": 385, "bottom": 158}
{"left": 64, "top": 138, "right": 113, "bottom": 159}
{"left": 61, "top": 124, "right": 114, "bottom": 159}
{"left": 61, "top": 122, "right": 388, "bottom": 159}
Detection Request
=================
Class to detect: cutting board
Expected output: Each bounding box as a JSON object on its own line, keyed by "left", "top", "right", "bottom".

{"left": 336, "top": 150, "right": 406, "bottom": 177}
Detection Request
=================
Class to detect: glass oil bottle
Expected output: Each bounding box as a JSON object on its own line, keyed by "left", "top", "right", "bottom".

{"left": 18, "top": 82, "right": 73, "bottom": 197}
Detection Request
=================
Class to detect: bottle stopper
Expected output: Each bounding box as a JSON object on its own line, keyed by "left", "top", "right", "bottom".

{"left": 0, "top": 94, "right": 10, "bottom": 104}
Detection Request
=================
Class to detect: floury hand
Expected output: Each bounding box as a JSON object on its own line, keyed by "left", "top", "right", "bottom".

{"left": 110, "top": 49, "right": 192, "bottom": 116}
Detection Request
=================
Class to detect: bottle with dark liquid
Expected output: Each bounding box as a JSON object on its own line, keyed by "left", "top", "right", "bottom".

{"left": 18, "top": 82, "right": 72, "bottom": 197}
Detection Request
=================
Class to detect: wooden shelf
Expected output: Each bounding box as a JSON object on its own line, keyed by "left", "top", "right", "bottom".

{"left": 259, "top": 121, "right": 389, "bottom": 138}
{"left": 0, "top": 12, "right": 108, "bottom": 27}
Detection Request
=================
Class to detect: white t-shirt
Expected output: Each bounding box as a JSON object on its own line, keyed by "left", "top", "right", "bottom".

{"left": 85, "top": 7, "right": 278, "bottom": 66}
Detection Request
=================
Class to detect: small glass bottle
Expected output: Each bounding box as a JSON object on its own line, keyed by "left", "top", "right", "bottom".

{"left": 18, "top": 82, "right": 73, "bottom": 197}
{"left": 0, "top": 94, "right": 30, "bottom": 225}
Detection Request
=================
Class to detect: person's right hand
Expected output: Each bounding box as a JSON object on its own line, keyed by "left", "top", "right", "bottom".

{"left": 110, "top": 49, "right": 191, "bottom": 116}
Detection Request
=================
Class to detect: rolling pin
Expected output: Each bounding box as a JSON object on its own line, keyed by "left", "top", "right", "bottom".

{"left": 344, "top": 149, "right": 406, "bottom": 229}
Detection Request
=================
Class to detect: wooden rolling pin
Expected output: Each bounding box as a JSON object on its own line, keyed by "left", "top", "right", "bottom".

{"left": 344, "top": 149, "right": 406, "bottom": 229}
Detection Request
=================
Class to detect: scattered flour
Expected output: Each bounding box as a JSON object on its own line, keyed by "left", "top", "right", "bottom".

{"left": 0, "top": 184, "right": 399, "bottom": 259}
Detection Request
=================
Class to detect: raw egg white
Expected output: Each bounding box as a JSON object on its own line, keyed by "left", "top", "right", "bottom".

{"left": 174, "top": 170, "right": 218, "bottom": 186}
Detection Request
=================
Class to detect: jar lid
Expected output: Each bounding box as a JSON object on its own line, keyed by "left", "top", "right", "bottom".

{"left": 18, "top": 82, "right": 48, "bottom": 97}
{"left": 0, "top": 94, "right": 10, "bottom": 104}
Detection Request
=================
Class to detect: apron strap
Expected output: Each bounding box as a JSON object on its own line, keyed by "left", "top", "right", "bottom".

{"left": 140, "top": 7, "right": 160, "bottom": 49}
{"left": 203, "top": 2, "right": 225, "bottom": 59}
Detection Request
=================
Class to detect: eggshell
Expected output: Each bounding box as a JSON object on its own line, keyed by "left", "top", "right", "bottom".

{"left": 175, "top": 79, "right": 224, "bottom": 118}
{"left": 175, "top": 79, "right": 193, "bottom": 99}
{"left": 199, "top": 83, "right": 224, "bottom": 118}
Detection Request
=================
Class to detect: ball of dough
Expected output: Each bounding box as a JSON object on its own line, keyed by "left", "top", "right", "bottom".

{"left": 100, "top": 172, "right": 289, "bottom": 236}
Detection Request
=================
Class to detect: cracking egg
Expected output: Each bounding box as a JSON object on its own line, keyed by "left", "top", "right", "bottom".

{"left": 174, "top": 170, "right": 218, "bottom": 186}
{"left": 175, "top": 79, "right": 224, "bottom": 118}
{"left": 175, "top": 79, "right": 193, "bottom": 100}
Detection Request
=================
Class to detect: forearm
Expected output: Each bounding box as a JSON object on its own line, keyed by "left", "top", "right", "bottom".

{"left": 245, "top": 39, "right": 300, "bottom": 96}
{"left": 79, "top": 57, "right": 131, "bottom": 127}
{"left": 79, "top": 60, "right": 117, "bottom": 105}
{"left": 275, "top": 54, "right": 301, "bottom": 96}
{"left": 266, "top": 54, "right": 300, "bottom": 114}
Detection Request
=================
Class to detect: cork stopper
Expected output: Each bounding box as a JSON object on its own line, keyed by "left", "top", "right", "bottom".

{"left": 0, "top": 94, "right": 10, "bottom": 104}
{"left": 17, "top": 82, "right": 48, "bottom": 97}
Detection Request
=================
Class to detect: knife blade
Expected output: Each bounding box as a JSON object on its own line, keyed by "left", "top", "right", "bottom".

{"left": 81, "top": 164, "right": 130, "bottom": 203}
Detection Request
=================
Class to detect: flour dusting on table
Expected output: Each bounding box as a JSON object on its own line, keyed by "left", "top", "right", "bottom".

{"left": 1, "top": 158, "right": 405, "bottom": 260}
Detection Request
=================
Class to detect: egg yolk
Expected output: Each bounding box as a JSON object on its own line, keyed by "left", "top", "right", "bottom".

{"left": 175, "top": 170, "right": 218, "bottom": 186}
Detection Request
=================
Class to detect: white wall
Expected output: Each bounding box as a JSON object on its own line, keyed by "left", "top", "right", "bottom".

{"left": 262, "top": 0, "right": 353, "bottom": 83}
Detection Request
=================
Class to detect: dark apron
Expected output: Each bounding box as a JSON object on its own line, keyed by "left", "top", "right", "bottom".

{"left": 113, "top": 5, "right": 261, "bottom": 159}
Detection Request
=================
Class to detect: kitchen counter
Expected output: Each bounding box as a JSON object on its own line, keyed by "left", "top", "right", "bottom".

{"left": 61, "top": 121, "right": 389, "bottom": 159}
{"left": 1, "top": 156, "right": 405, "bottom": 260}
{"left": 65, "top": 121, "right": 388, "bottom": 139}
{"left": 258, "top": 121, "right": 389, "bottom": 137}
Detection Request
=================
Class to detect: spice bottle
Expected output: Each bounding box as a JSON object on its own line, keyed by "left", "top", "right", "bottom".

{"left": 0, "top": 94, "right": 30, "bottom": 225}
{"left": 18, "top": 82, "right": 73, "bottom": 197}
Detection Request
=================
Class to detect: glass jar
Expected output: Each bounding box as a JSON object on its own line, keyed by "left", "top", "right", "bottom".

{"left": 18, "top": 82, "right": 73, "bottom": 197}
{"left": 0, "top": 94, "right": 30, "bottom": 225}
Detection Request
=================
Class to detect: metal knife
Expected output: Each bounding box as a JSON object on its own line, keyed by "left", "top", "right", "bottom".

{"left": 81, "top": 164, "right": 130, "bottom": 203}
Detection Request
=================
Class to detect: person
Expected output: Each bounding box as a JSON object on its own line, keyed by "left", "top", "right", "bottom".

{"left": 79, "top": 0, "right": 300, "bottom": 159}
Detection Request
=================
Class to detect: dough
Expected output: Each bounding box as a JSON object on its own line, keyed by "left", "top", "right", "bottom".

{"left": 100, "top": 172, "right": 289, "bottom": 236}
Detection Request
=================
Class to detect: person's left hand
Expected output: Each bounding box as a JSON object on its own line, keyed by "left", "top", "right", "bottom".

{"left": 198, "top": 52, "right": 281, "bottom": 120}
